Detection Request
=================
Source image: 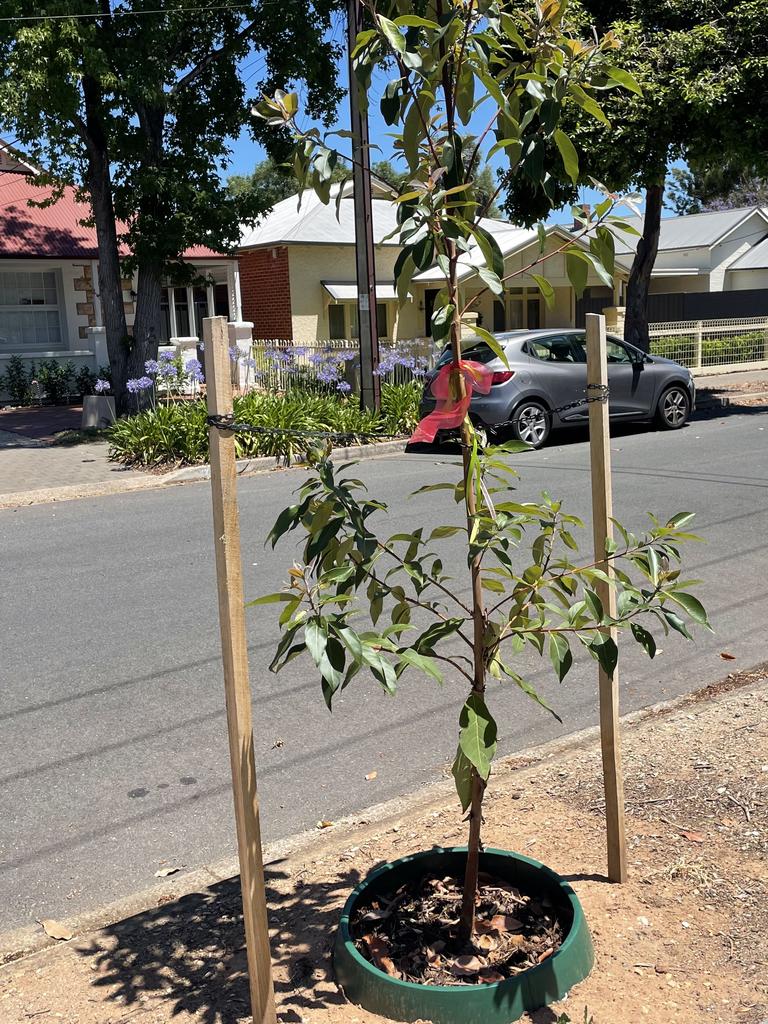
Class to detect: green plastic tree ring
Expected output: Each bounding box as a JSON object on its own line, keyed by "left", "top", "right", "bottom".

{"left": 334, "top": 846, "right": 594, "bottom": 1024}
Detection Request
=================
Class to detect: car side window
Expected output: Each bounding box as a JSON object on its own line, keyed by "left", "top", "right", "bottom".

{"left": 527, "top": 334, "right": 585, "bottom": 363}
{"left": 605, "top": 339, "right": 633, "bottom": 364}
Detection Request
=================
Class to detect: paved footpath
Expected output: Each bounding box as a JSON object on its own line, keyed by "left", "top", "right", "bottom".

{"left": 0, "top": 440, "right": 149, "bottom": 496}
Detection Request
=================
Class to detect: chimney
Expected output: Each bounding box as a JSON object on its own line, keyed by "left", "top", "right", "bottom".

{"left": 572, "top": 203, "right": 591, "bottom": 233}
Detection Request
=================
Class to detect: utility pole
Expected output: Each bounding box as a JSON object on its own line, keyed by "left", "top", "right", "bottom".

{"left": 346, "top": 0, "right": 380, "bottom": 411}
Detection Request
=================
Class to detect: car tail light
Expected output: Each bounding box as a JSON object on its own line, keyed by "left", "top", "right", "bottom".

{"left": 491, "top": 370, "right": 515, "bottom": 385}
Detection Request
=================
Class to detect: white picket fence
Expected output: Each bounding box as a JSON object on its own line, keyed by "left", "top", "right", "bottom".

{"left": 648, "top": 316, "right": 768, "bottom": 373}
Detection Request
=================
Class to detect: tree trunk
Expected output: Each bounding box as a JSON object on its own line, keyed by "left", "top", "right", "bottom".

{"left": 445, "top": 239, "right": 488, "bottom": 944}
{"left": 624, "top": 182, "right": 665, "bottom": 353}
{"left": 81, "top": 76, "right": 131, "bottom": 413}
{"left": 129, "top": 103, "right": 166, "bottom": 410}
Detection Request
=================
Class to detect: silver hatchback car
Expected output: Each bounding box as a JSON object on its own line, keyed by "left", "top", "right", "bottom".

{"left": 420, "top": 329, "right": 696, "bottom": 449}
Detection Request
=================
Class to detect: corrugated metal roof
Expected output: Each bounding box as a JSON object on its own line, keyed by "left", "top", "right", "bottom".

{"left": 602, "top": 206, "right": 768, "bottom": 255}
{"left": 238, "top": 180, "right": 516, "bottom": 254}
{"left": 728, "top": 235, "right": 768, "bottom": 270}
{"left": 0, "top": 174, "right": 226, "bottom": 260}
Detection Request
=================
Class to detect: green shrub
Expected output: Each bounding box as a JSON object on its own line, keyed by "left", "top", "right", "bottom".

{"left": 107, "top": 383, "right": 423, "bottom": 467}
{"left": 38, "top": 359, "right": 76, "bottom": 404}
{"left": 651, "top": 330, "right": 766, "bottom": 367}
{"left": 0, "top": 355, "right": 36, "bottom": 405}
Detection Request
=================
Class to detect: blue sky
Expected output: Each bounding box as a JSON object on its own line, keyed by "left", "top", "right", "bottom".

{"left": 227, "top": 26, "right": 622, "bottom": 225}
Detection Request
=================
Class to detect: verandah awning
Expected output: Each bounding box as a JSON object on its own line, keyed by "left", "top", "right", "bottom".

{"left": 322, "top": 280, "right": 405, "bottom": 301}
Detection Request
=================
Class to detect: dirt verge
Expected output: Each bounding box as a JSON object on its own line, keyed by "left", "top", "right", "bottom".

{"left": 1, "top": 674, "right": 765, "bottom": 1024}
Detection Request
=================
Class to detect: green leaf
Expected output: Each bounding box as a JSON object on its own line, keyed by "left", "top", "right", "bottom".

{"left": 630, "top": 621, "right": 656, "bottom": 658}
{"left": 451, "top": 746, "right": 473, "bottom": 812}
{"left": 247, "top": 592, "right": 296, "bottom": 605}
{"left": 471, "top": 224, "right": 504, "bottom": 278}
{"left": 429, "top": 525, "right": 465, "bottom": 539}
{"left": 268, "top": 503, "right": 300, "bottom": 547}
{"left": 305, "top": 619, "right": 327, "bottom": 666}
{"left": 336, "top": 625, "right": 364, "bottom": 661}
{"left": 397, "top": 648, "right": 444, "bottom": 683}
{"left": 667, "top": 591, "right": 709, "bottom": 627}
{"left": 587, "top": 632, "right": 618, "bottom": 675}
{"left": 663, "top": 609, "right": 693, "bottom": 640}
{"left": 477, "top": 266, "right": 504, "bottom": 295}
{"left": 509, "top": 671, "right": 562, "bottom": 721}
{"left": 553, "top": 129, "right": 579, "bottom": 184}
{"left": 472, "top": 324, "right": 510, "bottom": 368}
{"left": 566, "top": 250, "right": 589, "bottom": 298}
{"left": 530, "top": 274, "right": 554, "bottom": 306}
{"left": 378, "top": 15, "right": 405, "bottom": 52}
{"left": 394, "top": 14, "right": 439, "bottom": 28}
{"left": 431, "top": 301, "right": 455, "bottom": 342}
{"left": 583, "top": 587, "right": 604, "bottom": 622}
{"left": 548, "top": 632, "right": 573, "bottom": 682}
{"left": 481, "top": 577, "right": 505, "bottom": 593}
{"left": 605, "top": 65, "right": 643, "bottom": 96}
{"left": 458, "top": 693, "right": 497, "bottom": 780}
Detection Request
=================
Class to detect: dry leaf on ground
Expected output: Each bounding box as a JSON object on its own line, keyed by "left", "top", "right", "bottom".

{"left": 39, "top": 919, "right": 73, "bottom": 941}
{"left": 154, "top": 867, "right": 180, "bottom": 878}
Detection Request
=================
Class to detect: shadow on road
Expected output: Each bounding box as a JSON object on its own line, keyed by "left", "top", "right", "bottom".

{"left": 78, "top": 860, "right": 365, "bottom": 1024}
{"left": 405, "top": 398, "right": 767, "bottom": 458}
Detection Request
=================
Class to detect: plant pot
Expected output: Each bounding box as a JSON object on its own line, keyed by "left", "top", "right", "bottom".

{"left": 81, "top": 395, "right": 116, "bottom": 430}
{"left": 334, "top": 847, "right": 593, "bottom": 1024}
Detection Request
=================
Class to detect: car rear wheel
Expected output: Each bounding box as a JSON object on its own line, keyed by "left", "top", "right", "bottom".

{"left": 510, "top": 400, "right": 551, "bottom": 449}
{"left": 656, "top": 385, "right": 691, "bottom": 430}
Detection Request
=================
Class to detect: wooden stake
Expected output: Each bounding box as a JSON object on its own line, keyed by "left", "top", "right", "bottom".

{"left": 203, "top": 317, "right": 277, "bottom": 1024}
{"left": 585, "top": 312, "right": 628, "bottom": 884}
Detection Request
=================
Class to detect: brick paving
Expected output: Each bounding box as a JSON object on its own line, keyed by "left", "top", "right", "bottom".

{"left": 0, "top": 440, "right": 147, "bottom": 496}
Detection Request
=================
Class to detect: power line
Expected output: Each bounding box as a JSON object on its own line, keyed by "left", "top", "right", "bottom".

{"left": 0, "top": 3, "right": 263, "bottom": 23}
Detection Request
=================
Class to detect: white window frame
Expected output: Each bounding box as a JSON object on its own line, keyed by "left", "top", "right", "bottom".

{"left": 0, "top": 267, "right": 65, "bottom": 351}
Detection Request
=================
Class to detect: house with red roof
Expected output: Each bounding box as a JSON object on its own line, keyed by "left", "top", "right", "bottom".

{"left": 0, "top": 141, "right": 242, "bottom": 390}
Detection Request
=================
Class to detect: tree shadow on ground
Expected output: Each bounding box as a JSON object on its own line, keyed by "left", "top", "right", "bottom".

{"left": 78, "top": 859, "right": 369, "bottom": 1024}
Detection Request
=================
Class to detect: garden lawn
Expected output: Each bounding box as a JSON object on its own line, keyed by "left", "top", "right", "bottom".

{"left": 107, "top": 383, "right": 422, "bottom": 468}
{"left": 1, "top": 668, "right": 765, "bottom": 1024}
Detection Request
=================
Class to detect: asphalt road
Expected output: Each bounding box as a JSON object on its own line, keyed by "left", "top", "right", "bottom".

{"left": 1, "top": 407, "right": 767, "bottom": 935}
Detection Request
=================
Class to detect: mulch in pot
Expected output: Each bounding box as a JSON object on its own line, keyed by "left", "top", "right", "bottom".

{"left": 349, "top": 870, "right": 566, "bottom": 986}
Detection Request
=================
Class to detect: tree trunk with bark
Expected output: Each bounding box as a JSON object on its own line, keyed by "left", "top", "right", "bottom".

{"left": 624, "top": 181, "right": 665, "bottom": 353}
{"left": 128, "top": 103, "right": 167, "bottom": 411}
{"left": 80, "top": 76, "right": 131, "bottom": 413}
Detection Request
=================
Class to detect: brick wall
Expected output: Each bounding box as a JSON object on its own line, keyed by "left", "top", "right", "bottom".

{"left": 239, "top": 246, "right": 293, "bottom": 339}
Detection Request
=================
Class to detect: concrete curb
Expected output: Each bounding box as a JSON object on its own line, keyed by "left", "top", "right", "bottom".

{"left": 1, "top": 660, "right": 764, "bottom": 969}
{"left": 0, "top": 439, "right": 409, "bottom": 511}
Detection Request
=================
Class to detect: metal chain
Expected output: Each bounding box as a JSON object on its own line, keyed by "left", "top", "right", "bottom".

{"left": 205, "top": 384, "right": 610, "bottom": 445}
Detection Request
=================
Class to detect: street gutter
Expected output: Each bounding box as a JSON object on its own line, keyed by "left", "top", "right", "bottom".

{"left": 1, "top": 659, "right": 764, "bottom": 969}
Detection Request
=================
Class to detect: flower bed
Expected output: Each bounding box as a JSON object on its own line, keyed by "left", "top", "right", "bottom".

{"left": 106, "top": 382, "right": 422, "bottom": 467}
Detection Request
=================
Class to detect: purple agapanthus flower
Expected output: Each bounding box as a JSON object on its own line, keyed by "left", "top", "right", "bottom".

{"left": 159, "top": 350, "right": 176, "bottom": 362}
{"left": 336, "top": 380, "right": 352, "bottom": 394}
{"left": 144, "top": 359, "right": 160, "bottom": 375}
{"left": 94, "top": 378, "right": 110, "bottom": 394}
{"left": 185, "top": 358, "right": 204, "bottom": 383}
{"left": 158, "top": 362, "right": 178, "bottom": 379}
{"left": 229, "top": 346, "right": 239, "bottom": 362}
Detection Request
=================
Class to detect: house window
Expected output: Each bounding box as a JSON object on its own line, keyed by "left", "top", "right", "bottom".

{"left": 349, "top": 302, "right": 389, "bottom": 339}
{"left": 0, "top": 270, "right": 62, "bottom": 350}
{"left": 328, "top": 304, "right": 346, "bottom": 339}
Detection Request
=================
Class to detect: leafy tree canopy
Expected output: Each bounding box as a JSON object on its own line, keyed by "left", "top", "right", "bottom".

{"left": 667, "top": 164, "right": 768, "bottom": 215}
